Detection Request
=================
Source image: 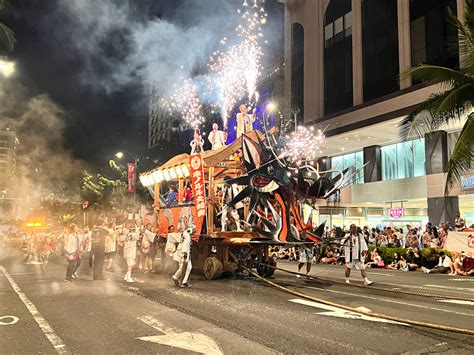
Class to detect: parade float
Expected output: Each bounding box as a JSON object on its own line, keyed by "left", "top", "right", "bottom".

{"left": 139, "top": 126, "right": 359, "bottom": 279}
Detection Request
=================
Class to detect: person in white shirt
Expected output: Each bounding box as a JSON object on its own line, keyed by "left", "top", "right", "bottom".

{"left": 122, "top": 222, "right": 140, "bottom": 283}
{"left": 172, "top": 224, "right": 195, "bottom": 288}
{"left": 421, "top": 251, "right": 452, "bottom": 274}
{"left": 208, "top": 123, "right": 226, "bottom": 150}
{"left": 236, "top": 104, "right": 256, "bottom": 138}
{"left": 341, "top": 224, "right": 373, "bottom": 285}
{"left": 190, "top": 130, "right": 205, "bottom": 154}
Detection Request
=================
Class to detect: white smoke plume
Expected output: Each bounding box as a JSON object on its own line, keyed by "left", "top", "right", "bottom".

{"left": 0, "top": 79, "right": 86, "bottom": 218}
{"left": 47, "top": 0, "right": 238, "bottom": 97}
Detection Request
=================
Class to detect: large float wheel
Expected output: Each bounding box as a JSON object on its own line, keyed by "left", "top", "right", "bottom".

{"left": 257, "top": 258, "right": 276, "bottom": 278}
{"left": 203, "top": 257, "right": 223, "bottom": 280}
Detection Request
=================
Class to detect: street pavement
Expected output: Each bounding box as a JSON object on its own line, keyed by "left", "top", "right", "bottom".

{"left": 1, "top": 242, "right": 474, "bottom": 354}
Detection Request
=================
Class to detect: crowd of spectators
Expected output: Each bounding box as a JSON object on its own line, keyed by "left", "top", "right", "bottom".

{"left": 270, "top": 215, "right": 473, "bottom": 276}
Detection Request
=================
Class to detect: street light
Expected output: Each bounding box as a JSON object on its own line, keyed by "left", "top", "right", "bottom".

{"left": 115, "top": 151, "right": 124, "bottom": 159}
{"left": 0, "top": 59, "right": 15, "bottom": 77}
{"left": 266, "top": 102, "right": 277, "bottom": 112}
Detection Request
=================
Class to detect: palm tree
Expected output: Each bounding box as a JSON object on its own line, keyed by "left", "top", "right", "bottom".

{"left": 402, "top": 0, "right": 474, "bottom": 195}
{"left": 0, "top": 0, "right": 15, "bottom": 51}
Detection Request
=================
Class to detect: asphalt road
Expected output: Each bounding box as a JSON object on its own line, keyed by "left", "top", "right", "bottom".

{"left": 1, "top": 242, "right": 474, "bottom": 354}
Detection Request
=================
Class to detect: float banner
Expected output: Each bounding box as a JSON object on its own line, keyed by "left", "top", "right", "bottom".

{"left": 445, "top": 230, "right": 474, "bottom": 256}
{"left": 127, "top": 163, "right": 136, "bottom": 192}
{"left": 189, "top": 154, "right": 206, "bottom": 239}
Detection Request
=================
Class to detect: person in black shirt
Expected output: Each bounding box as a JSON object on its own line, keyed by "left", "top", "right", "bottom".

{"left": 90, "top": 219, "right": 109, "bottom": 280}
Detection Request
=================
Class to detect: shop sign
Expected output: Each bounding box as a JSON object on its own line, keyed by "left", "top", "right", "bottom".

{"left": 461, "top": 175, "right": 474, "bottom": 191}
{"left": 389, "top": 207, "right": 405, "bottom": 219}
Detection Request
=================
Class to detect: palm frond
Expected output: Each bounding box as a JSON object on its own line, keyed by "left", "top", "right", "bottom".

{"left": 400, "top": 91, "right": 454, "bottom": 139}
{"left": 465, "top": 0, "right": 474, "bottom": 37}
{"left": 0, "top": 22, "right": 15, "bottom": 51}
{"left": 0, "top": 0, "right": 5, "bottom": 11}
{"left": 444, "top": 113, "right": 474, "bottom": 195}
{"left": 403, "top": 65, "right": 470, "bottom": 89}
{"left": 433, "top": 83, "right": 474, "bottom": 122}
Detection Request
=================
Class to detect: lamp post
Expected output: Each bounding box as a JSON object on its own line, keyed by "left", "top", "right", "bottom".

{"left": 115, "top": 150, "right": 139, "bottom": 212}
{"left": 0, "top": 59, "right": 15, "bottom": 77}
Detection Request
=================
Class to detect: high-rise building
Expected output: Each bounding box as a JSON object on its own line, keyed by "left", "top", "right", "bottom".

{"left": 0, "top": 129, "right": 18, "bottom": 190}
{"left": 283, "top": 0, "right": 473, "bottom": 226}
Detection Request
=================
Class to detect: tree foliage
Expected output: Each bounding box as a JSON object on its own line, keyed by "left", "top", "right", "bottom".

{"left": 81, "top": 160, "right": 151, "bottom": 211}
{"left": 0, "top": 0, "right": 15, "bottom": 51}
{"left": 402, "top": 0, "right": 474, "bottom": 194}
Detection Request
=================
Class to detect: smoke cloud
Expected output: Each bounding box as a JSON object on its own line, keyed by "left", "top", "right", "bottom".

{"left": 46, "top": 0, "right": 239, "bottom": 97}
{"left": 0, "top": 79, "right": 86, "bottom": 217}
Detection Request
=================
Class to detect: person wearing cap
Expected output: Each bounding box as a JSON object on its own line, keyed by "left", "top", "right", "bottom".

{"left": 172, "top": 224, "right": 195, "bottom": 287}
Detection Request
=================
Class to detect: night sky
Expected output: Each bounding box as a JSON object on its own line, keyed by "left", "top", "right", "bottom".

{"left": 3, "top": 0, "right": 283, "bottom": 168}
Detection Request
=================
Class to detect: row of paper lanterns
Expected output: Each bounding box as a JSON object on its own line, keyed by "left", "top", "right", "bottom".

{"left": 139, "top": 164, "right": 191, "bottom": 187}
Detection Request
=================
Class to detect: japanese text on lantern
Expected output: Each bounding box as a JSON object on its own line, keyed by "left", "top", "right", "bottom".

{"left": 189, "top": 154, "right": 206, "bottom": 218}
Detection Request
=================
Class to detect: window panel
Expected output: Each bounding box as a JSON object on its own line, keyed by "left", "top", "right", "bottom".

{"left": 413, "top": 138, "right": 426, "bottom": 177}
{"left": 334, "top": 17, "right": 344, "bottom": 35}
{"left": 382, "top": 144, "right": 397, "bottom": 181}
{"left": 344, "top": 12, "right": 352, "bottom": 29}
{"left": 325, "top": 23, "right": 333, "bottom": 41}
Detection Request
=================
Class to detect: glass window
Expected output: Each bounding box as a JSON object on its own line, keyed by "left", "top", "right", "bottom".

{"left": 382, "top": 144, "right": 397, "bottom": 180}
{"left": 334, "top": 17, "right": 344, "bottom": 35}
{"left": 413, "top": 138, "right": 426, "bottom": 177}
{"left": 325, "top": 23, "right": 333, "bottom": 41}
{"left": 344, "top": 12, "right": 352, "bottom": 30}
{"left": 355, "top": 151, "right": 364, "bottom": 184}
{"left": 397, "top": 141, "right": 414, "bottom": 179}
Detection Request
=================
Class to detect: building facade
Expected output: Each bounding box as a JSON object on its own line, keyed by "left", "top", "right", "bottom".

{"left": 283, "top": 0, "right": 473, "bottom": 227}
{"left": 0, "top": 129, "right": 17, "bottom": 190}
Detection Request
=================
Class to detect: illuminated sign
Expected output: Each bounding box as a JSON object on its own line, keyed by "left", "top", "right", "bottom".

{"left": 389, "top": 207, "right": 405, "bottom": 219}
{"left": 461, "top": 175, "right": 474, "bottom": 191}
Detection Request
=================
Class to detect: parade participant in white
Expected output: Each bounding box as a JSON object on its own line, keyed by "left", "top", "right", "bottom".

{"left": 172, "top": 224, "right": 195, "bottom": 288}
{"left": 236, "top": 104, "right": 256, "bottom": 138}
{"left": 341, "top": 224, "right": 373, "bottom": 285}
{"left": 123, "top": 222, "right": 140, "bottom": 283}
{"left": 208, "top": 123, "right": 226, "bottom": 150}
{"left": 190, "top": 130, "right": 205, "bottom": 154}
{"left": 297, "top": 245, "right": 314, "bottom": 278}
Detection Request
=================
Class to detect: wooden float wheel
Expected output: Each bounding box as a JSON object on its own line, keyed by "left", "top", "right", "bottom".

{"left": 203, "top": 257, "right": 223, "bottom": 280}
{"left": 257, "top": 258, "right": 276, "bottom": 278}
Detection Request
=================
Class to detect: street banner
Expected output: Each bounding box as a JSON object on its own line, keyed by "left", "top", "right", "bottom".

{"left": 189, "top": 154, "right": 206, "bottom": 239}
{"left": 127, "top": 163, "right": 137, "bottom": 193}
{"left": 445, "top": 230, "right": 474, "bottom": 256}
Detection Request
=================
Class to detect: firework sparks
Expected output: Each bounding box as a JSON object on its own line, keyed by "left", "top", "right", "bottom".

{"left": 209, "top": 0, "right": 266, "bottom": 126}
{"left": 281, "top": 126, "right": 326, "bottom": 164}
{"left": 160, "top": 79, "right": 205, "bottom": 130}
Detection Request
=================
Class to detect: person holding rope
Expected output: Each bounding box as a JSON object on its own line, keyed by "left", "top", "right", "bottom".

{"left": 341, "top": 224, "right": 373, "bottom": 286}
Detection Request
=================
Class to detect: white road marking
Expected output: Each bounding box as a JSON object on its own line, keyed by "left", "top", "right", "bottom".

{"left": 137, "top": 315, "right": 223, "bottom": 355}
{"left": 424, "top": 284, "right": 473, "bottom": 292}
{"left": 450, "top": 278, "right": 474, "bottom": 282}
{"left": 438, "top": 299, "right": 474, "bottom": 306}
{"left": 302, "top": 286, "right": 474, "bottom": 318}
{"left": 0, "top": 315, "right": 19, "bottom": 325}
{"left": 0, "top": 265, "right": 69, "bottom": 354}
{"left": 0, "top": 272, "right": 35, "bottom": 277}
{"left": 289, "top": 299, "right": 407, "bottom": 325}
